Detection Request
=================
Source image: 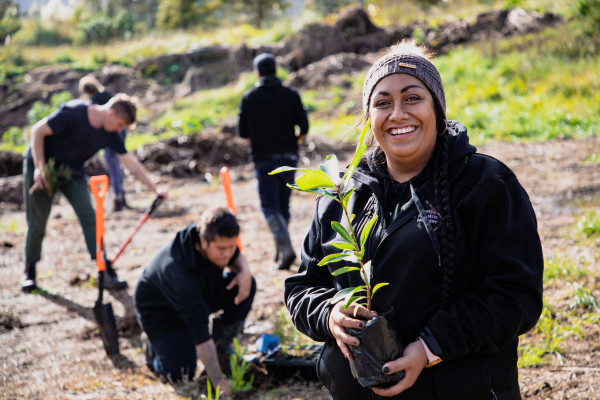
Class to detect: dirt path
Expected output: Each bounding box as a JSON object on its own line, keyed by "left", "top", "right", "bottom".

{"left": 1, "top": 137, "right": 599, "bottom": 399}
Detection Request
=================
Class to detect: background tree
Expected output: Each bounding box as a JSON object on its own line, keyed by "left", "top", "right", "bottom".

{"left": 0, "top": 0, "right": 21, "bottom": 43}
{"left": 155, "top": 0, "right": 200, "bottom": 29}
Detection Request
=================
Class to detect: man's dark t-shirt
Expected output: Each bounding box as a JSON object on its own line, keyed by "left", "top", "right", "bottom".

{"left": 25, "top": 99, "right": 126, "bottom": 178}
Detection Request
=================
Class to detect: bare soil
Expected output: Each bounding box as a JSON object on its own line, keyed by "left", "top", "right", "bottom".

{"left": 1, "top": 136, "right": 599, "bottom": 399}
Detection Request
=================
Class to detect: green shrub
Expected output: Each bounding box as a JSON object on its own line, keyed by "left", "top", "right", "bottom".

{"left": 14, "top": 19, "right": 71, "bottom": 46}
{"left": 1, "top": 126, "right": 26, "bottom": 146}
{"left": 0, "top": 2, "right": 21, "bottom": 43}
{"left": 77, "top": 14, "right": 114, "bottom": 43}
{"left": 576, "top": 0, "right": 600, "bottom": 38}
{"left": 26, "top": 91, "right": 73, "bottom": 125}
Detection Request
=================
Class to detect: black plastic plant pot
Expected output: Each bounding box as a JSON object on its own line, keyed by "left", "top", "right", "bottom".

{"left": 346, "top": 308, "right": 405, "bottom": 388}
{"left": 262, "top": 343, "right": 323, "bottom": 381}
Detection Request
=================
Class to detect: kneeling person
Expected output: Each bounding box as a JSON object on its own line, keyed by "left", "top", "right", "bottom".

{"left": 134, "top": 207, "right": 256, "bottom": 394}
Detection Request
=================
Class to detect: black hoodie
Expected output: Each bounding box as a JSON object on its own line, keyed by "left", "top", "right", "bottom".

{"left": 237, "top": 75, "right": 309, "bottom": 162}
{"left": 285, "top": 121, "right": 543, "bottom": 399}
{"left": 134, "top": 225, "right": 239, "bottom": 345}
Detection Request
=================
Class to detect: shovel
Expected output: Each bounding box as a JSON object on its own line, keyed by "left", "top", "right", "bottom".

{"left": 90, "top": 175, "right": 119, "bottom": 355}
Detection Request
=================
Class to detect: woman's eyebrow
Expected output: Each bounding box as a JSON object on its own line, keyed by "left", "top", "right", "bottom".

{"left": 374, "top": 84, "right": 425, "bottom": 97}
{"left": 400, "top": 84, "right": 424, "bottom": 93}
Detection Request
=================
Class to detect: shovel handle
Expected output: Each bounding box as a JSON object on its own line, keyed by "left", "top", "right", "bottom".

{"left": 90, "top": 175, "right": 109, "bottom": 272}
{"left": 110, "top": 195, "right": 163, "bottom": 264}
{"left": 220, "top": 167, "right": 243, "bottom": 251}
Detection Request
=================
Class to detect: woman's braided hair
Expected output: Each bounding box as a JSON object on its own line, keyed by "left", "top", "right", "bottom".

{"left": 433, "top": 125, "right": 456, "bottom": 310}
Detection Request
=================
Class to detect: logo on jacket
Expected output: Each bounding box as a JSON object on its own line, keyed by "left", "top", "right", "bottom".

{"left": 416, "top": 205, "right": 440, "bottom": 227}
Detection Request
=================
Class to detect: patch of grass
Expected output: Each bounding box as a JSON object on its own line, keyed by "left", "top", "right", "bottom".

{"left": 570, "top": 284, "right": 599, "bottom": 311}
{"left": 439, "top": 31, "right": 600, "bottom": 145}
{"left": 543, "top": 253, "right": 589, "bottom": 282}
{"left": 271, "top": 306, "right": 315, "bottom": 348}
{"left": 153, "top": 73, "right": 257, "bottom": 136}
{"left": 534, "top": 306, "right": 564, "bottom": 363}
{"left": 575, "top": 208, "right": 600, "bottom": 238}
{"left": 0, "top": 218, "right": 21, "bottom": 233}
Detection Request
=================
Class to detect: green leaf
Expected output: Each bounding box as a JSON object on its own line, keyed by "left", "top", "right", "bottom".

{"left": 296, "top": 169, "right": 335, "bottom": 190}
{"left": 349, "top": 285, "right": 367, "bottom": 297}
{"left": 344, "top": 295, "right": 366, "bottom": 309}
{"left": 269, "top": 166, "right": 311, "bottom": 175}
{"left": 360, "top": 215, "right": 378, "bottom": 251}
{"left": 320, "top": 155, "right": 341, "bottom": 185}
{"left": 342, "top": 187, "right": 355, "bottom": 209}
{"left": 371, "top": 282, "right": 389, "bottom": 298}
{"left": 341, "top": 118, "right": 370, "bottom": 191}
{"left": 317, "top": 251, "right": 358, "bottom": 266}
{"left": 288, "top": 184, "right": 338, "bottom": 199}
{"left": 331, "top": 266, "right": 361, "bottom": 276}
{"left": 331, "top": 221, "right": 353, "bottom": 243}
{"left": 330, "top": 241, "right": 356, "bottom": 250}
{"left": 330, "top": 287, "right": 356, "bottom": 304}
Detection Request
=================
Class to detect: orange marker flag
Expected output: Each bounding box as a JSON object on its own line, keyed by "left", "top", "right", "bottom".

{"left": 220, "top": 166, "right": 243, "bottom": 251}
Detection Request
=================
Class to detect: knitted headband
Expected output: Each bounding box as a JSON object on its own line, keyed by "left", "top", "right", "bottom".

{"left": 362, "top": 51, "right": 446, "bottom": 123}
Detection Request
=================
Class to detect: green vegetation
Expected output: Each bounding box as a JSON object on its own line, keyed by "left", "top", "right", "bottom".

{"left": 272, "top": 307, "right": 314, "bottom": 347}
{"left": 228, "top": 338, "right": 254, "bottom": 393}
{"left": 576, "top": 208, "right": 600, "bottom": 238}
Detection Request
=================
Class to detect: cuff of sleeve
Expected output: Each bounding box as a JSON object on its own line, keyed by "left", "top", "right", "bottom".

{"left": 420, "top": 326, "right": 444, "bottom": 359}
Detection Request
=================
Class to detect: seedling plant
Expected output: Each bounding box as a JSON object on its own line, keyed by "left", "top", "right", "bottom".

{"left": 271, "top": 120, "right": 387, "bottom": 312}
{"left": 228, "top": 338, "right": 254, "bottom": 393}
{"left": 28, "top": 158, "right": 72, "bottom": 195}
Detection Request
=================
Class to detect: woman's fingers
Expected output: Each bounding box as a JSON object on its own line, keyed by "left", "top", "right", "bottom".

{"left": 329, "top": 301, "right": 373, "bottom": 360}
{"left": 371, "top": 341, "right": 427, "bottom": 397}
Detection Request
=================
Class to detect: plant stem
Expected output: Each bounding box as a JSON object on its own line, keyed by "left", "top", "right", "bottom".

{"left": 337, "top": 185, "right": 373, "bottom": 311}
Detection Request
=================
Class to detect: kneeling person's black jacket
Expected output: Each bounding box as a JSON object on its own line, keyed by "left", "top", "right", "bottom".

{"left": 135, "top": 225, "right": 240, "bottom": 345}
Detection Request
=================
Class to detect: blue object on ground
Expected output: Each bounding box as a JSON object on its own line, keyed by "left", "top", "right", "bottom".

{"left": 255, "top": 333, "right": 281, "bottom": 354}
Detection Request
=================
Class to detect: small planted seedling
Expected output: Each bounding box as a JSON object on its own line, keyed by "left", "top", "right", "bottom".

{"left": 29, "top": 158, "right": 72, "bottom": 196}
{"left": 270, "top": 120, "right": 387, "bottom": 312}
{"left": 228, "top": 338, "right": 254, "bottom": 393}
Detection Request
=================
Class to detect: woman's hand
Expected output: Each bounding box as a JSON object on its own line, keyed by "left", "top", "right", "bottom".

{"left": 371, "top": 340, "right": 428, "bottom": 397}
{"left": 328, "top": 301, "right": 376, "bottom": 360}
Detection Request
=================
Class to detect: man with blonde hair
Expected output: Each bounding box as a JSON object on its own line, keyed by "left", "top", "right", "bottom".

{"left": 22, "top": 93, "right": 168, "bottom": 292}
{"left": 78, "top": 74, "right": 130, "bottom": 211}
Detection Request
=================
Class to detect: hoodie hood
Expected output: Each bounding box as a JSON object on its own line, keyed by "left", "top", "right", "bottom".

{"left": 171, "top": 224, "right": 201, "bottom": 271}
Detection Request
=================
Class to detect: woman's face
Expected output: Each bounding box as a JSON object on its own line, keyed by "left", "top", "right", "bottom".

{"left": 368, "top": 73, "right": 438, "bottom": 181}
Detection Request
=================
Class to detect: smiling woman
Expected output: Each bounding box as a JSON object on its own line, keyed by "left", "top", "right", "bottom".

{"left": 283, "top": 39, "right": 545, "bottom": 399}
{"left": 368, "top": 74, "right": 438, "bottom": 183}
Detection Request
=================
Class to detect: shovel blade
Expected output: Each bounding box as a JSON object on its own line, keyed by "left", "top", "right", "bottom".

{"left": 93, "top": 301, "right": 120, "bottom": 355}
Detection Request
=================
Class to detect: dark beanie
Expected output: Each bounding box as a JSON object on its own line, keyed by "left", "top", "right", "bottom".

{"left": 362, "top": 48, "right": 446, "bottom": 123}
{"left": 253, "top": 53, "right": 277, "bottom": 76}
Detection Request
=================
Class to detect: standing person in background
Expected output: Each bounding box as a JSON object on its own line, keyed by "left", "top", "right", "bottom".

{"left": 284, "top": 40, "right": 544, "bottom": 399}
{"left": 22, "top": 93, "right": 168, "bottom": 293}
{"left": 237, "top": 53, "right": 309, "bottom": 271}
{"left": 134, "top": 207, "right": 256, "bottom": 394}
{"left": 79, "top": 75, "right": 128, "bottom": 212}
